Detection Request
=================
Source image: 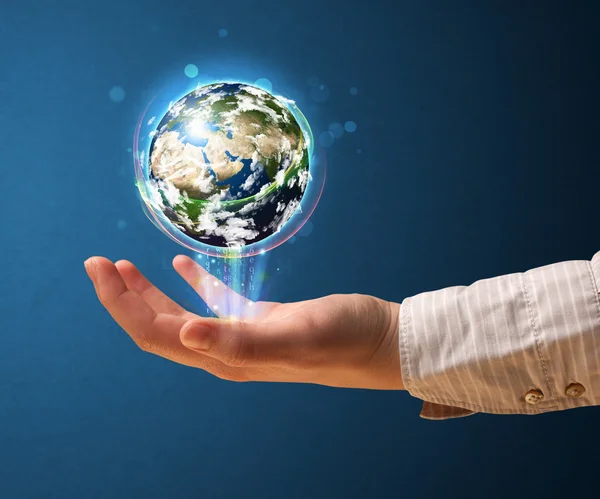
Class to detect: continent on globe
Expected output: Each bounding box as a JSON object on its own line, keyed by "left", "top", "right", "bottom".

{"left": 146, "top": 82, "right": 311, "bottom": 248}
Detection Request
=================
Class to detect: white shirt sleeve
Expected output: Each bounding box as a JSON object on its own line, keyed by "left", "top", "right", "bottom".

{"left": 399, "top": 251, "right": 600, "bottom": 420}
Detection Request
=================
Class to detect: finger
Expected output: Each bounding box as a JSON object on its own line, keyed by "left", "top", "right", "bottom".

{"left": 179, "top": 316, "right": 312, "bottom": 368}
{"left": 172, "top": 255, "right": 255, "bottom": 319}
{"left": 85, "top": 257, "right": 241, "bottom": 378}
{"left": 85, "top": 256, "right": 158, "bottom": 330}
{"left": 86, "top": 256, "right": 185, "bottom": 354}
{"left": 114, "top": 259, "right": 193, "bottom": 318}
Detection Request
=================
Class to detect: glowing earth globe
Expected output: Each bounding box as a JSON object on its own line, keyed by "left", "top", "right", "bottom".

{"left": 146, "top": 82, "right": 311, "bottom": 248}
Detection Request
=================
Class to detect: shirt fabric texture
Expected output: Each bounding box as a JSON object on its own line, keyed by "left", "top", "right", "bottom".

{"left": 399, "top": 251, "right": 600, "bottom": 420}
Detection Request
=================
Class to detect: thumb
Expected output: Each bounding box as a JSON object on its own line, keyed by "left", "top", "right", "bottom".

{"left": 179, "top": 318, "right": 307, "bottom": 368}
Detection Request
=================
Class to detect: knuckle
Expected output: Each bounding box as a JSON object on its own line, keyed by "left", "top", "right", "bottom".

{"left": 98, "top": 287, "right": 127, "bottom": 307}
{"left": 222, "top": 336, "right": 251, "bottom": 367}
{"left": 96, "top": 291, "right": 112, "bottom": 307}
{"left": 135, "top": 336, "right": 157, "bottom": 353}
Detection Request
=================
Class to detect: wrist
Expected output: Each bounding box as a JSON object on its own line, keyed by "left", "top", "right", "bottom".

{"left": 355, "top": 296, "right": 404, "bottom": 391}
{"left": 384, "top": 300, "right": 404, "bottom": 390}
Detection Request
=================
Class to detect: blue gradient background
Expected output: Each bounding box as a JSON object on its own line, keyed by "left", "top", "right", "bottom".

{"left": 1, "top": 1, "right": 599, "bottom": 498}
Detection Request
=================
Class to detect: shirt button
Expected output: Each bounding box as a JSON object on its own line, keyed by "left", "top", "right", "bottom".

{"left": 524, "top": 388, "right": 544, "bottom": 405}
{"left": 565, "top": 382, "right": 586, "bottom": 398}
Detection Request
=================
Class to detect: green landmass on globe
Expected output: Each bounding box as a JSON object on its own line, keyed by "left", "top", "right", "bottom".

{"left": 145, "top": 82, "right": 311, "bottom": 248}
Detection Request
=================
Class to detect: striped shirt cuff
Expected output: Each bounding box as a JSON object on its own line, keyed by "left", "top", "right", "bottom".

{"left": 400, "top": 251, "right": 600, "bottom": 420}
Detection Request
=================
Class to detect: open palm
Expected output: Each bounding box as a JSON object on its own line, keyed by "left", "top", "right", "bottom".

{"left": 85, "top": 254, "right": 403, "bottom": 390}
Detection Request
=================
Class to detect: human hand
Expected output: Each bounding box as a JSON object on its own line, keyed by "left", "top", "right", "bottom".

{"left": 84, "top": 255, "right": 403, "bottom": 390}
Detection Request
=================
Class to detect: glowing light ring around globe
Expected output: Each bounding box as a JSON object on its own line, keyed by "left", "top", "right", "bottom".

{"left": 133, "top": 81, "right": 325, "bottom": 258}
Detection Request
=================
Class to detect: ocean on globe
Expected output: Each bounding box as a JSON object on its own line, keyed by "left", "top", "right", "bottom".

{"left": 145, "top": 82, "right": 311, "bottom": 249}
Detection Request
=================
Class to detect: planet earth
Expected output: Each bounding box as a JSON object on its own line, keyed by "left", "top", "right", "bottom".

{"left": 146, "top": 82, "right": 311, "bottom": 248}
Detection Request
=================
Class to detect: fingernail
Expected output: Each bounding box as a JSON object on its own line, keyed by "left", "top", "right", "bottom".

{"left": 84, "top": 258, "right": 96, "bottom": 280}
{"left": 182, "top": 323, "right": 213, "bottom": 351}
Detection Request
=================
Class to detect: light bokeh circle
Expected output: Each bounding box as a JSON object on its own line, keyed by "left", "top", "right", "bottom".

{"left": 133, "top": 79, "right": 326, "bottom": 259}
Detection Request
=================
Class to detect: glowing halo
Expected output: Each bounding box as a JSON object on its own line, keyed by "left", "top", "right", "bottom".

{"left": 133, "top": 79, "right": 325, "bottom": 259}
